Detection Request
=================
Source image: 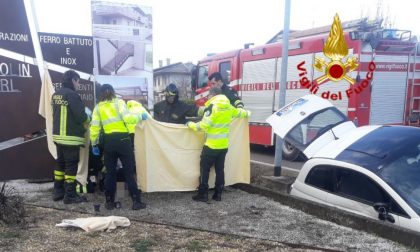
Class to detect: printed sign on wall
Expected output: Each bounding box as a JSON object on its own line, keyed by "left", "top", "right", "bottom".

{"left": 39, "top": 33, "right": 95, "bottom": 109}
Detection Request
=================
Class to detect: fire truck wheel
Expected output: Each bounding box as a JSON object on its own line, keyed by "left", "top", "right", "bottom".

{"left": 282, "top": 140, "right": 300, "bottom": 161}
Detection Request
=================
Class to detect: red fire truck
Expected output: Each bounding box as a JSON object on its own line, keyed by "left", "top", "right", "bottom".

{"left": 191, "top": 19, "right": 420, "bottom": 160}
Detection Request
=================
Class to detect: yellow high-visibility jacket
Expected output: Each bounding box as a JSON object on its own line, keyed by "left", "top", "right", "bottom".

{"left": 90, "top": 98, "right": 138, "bottom": 145}
{"left": 187, "top": 94, "right": 250, "bottom": 149}
{"left": 126, "top": 100, "right": 148, "bottom": 134}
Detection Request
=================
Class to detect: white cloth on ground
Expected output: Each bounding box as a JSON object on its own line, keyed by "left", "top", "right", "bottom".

{"left": 56, "top": 216, "right": 130, "bottom": 232}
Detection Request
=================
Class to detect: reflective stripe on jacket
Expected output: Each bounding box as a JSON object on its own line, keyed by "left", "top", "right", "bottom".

{"left": 90, "top": 98, "right": 137, "bottom": 145}
{"left": 126, "top": 100, "right": 148, "bottom": 133}
{"left": 52, "top": 87, "right": 89, "bottom": 146}
{"left": 222, "top": 84, "right": 244, "bottom": 108}
{"left": 188, "top": 94, "right": 249, "bottom": 149}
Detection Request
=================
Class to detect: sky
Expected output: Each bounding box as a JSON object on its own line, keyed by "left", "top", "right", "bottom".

{"left": 32, "top": 0, "right": 420, "bottom": 68}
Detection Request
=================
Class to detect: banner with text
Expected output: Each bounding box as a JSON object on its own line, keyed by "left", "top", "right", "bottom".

{"left": 39, "top": 33, "right": 95, "bottom": 109}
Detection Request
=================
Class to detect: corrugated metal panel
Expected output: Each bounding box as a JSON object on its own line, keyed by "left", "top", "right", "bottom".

{"left": 274, "top": 53, "right": 313, "bottom": 108}
{"left": 374, "top": 54, "right": 410, "bottom": 63}
{"left": 242, "top": 90, "right": 275, "bottom": 122}
{"left": 242, "top": 58, "right": 277, "bottom": 122}
{"left": 370, "top": 55, "right": 409, "bottom": 124}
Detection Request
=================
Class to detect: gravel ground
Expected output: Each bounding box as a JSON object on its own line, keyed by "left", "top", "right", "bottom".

{"left": 2, "top": 180, "right": 412, "bottom": 251}
{"left": 0, "top": 206, "right": 310, "bottom": 252}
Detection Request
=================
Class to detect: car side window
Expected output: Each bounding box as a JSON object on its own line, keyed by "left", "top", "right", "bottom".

{"left": 335, "top": 168, "right": 408, "bottom": 217}
{"left": 305, "top": 165, "right": 335, "bottom": 192}
{"left": 335, "top": 169, "right": 387, "bottom": 203}
{"left": 306, "top": 165, "right": 408, "bottom": 217}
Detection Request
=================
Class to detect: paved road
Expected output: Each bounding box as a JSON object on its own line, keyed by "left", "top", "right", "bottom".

{"left": 250, "top": 144, "right": 304, "bottom": 172}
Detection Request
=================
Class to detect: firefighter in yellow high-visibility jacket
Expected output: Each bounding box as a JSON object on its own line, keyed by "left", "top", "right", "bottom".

{"left": 187, "top": 87, "right": 251, "bottom": 202}
{"left": 90, "top": 84, "right": 146, "bottom": 210}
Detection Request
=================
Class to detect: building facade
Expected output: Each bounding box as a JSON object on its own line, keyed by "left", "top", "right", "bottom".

{"left": 153, "top": 62, "right": 194, "bottom": 103}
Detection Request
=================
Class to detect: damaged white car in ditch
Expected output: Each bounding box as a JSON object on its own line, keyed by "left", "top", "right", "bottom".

{"left": 267, "top": 94, "right": 420, "bottom": 233}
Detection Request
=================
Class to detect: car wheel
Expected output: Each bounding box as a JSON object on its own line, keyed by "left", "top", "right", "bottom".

{"left": 282, "top": 140, "right": 300, "bottom": 161}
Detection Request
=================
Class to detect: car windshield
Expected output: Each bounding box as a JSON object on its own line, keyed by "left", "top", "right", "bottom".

{"left": 336, "top": 126, "right": 420, "bottom": 215}
{"left": 285, "top": 107, "right": 347, "bottom": 151}
{"left": 378, "top": 150, "right": 420, "bottom": 215}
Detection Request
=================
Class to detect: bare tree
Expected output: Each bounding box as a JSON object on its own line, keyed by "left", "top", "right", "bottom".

{"left": 177, "top": 76, "right": 192, "bottom": 101}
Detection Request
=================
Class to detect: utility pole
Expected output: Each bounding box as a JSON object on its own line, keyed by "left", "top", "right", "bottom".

{"left": 274, "top": 0, "right": 291, "bottom": 176}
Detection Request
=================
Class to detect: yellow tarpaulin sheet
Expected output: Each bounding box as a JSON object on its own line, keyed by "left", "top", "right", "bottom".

{"left": 134, "top": 118, "right": 250, "bottom": 192}
{"left": 38, "top": 67, "right": 89, "bottom": 186}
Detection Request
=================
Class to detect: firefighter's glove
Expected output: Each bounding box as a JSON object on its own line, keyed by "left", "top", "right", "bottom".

{"left": 92, "top": 146, "right": 100, "bottom": 156}
{"left": 141, "top": 113, "right": 148, "bottom": 121}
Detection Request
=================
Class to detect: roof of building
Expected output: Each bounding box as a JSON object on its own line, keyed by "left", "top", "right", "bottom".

{"left": 153, "top": 62, "right": 195, "bottom": 75}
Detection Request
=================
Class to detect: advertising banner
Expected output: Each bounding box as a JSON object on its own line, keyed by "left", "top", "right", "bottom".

{"left": 0, "top": 0, "right": 44, "bottom": 142}
{"left": 0, "top": 0, "right": 55, "bottom": 180}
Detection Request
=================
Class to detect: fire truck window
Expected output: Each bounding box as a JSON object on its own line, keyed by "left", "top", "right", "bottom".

{"left": 198, "top": 66, "right": 209, "bottom": 88}
{"left": 219, "top": 62, "right": 231, "bottom": 85}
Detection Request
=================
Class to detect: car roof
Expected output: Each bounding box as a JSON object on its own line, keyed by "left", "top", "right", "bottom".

{"left": 329, "top": 126, "right": 420, "bottom": 173}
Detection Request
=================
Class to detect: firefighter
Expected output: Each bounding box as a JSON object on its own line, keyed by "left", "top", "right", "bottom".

{"left": 90, "top": 84, "right": 146, "bottom": 210}
{"left": 52, "top": 70, "right": 89, "bottom": 204}
{"left": 153, "top": 83, "right": 198, "bottom": 124}
{"left": 208, "top": 72, "right": 244, "bottom": 108}
{"left": 186, "top": 87, "right": 250, "bottom": 202}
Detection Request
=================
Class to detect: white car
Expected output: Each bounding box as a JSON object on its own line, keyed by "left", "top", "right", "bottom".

{"left": 267, "top": 94, "right": 420, "bottom": 233}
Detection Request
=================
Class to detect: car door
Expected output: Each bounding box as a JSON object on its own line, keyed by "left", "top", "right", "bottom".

{"left": 326, "top": 165, "right": 401, "bottom": 226}
{"left": 292, "top": 162, "right": 335, "bottom": 204}
{"left": 266, "top": 94, "right": 356, "bottom": 158}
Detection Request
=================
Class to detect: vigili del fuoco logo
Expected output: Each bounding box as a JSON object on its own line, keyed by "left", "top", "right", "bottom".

{"left": 296, "top": 14, "right": 376, "bottom": 100}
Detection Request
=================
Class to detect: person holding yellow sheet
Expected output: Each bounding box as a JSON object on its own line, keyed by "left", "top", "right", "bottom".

{"left": 186, "top": 87, "right": 250, "bottom": 202}
{"left": 90, "top": 84, "right": 146, "bottom": 210}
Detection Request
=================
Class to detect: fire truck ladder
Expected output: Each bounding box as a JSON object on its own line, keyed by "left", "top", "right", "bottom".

{"left": 409, "top": 42, "right": 420, "bottom": 125}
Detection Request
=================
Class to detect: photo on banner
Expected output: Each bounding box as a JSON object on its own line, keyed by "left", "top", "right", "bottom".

{"left": 92, "top": 0, "right": 153, "bottom": 108}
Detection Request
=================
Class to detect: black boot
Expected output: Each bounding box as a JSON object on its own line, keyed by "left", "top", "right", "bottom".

{"left": 63, "top": 182, "right": 87, "bottom": 204}
{"left": 132, "top": 193, "right": 146, "bottom": 210}
{"left": 105, "top": 195, "right": 115, "bottom": 210}
{"left": 192, "top": 186, "right": 208, "bottom": 202}
{"left": 52, "top": 180, "right": 65, "bottom": 201}
{"left": 212, "top": 186, "right": 223, "bottom": 201}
